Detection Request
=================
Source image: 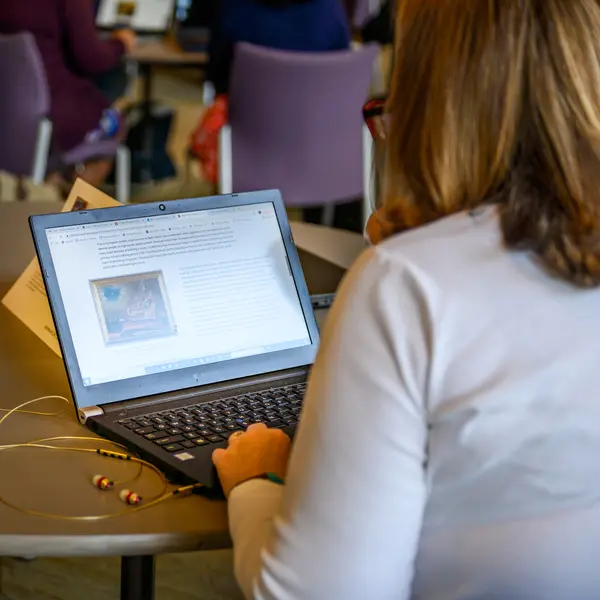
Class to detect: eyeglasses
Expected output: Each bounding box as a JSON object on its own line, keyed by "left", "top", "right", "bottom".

{"left": 362, "top": 96, "right": 387, "bottom": 141}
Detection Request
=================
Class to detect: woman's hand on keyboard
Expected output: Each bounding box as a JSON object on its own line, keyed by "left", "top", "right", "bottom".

{"left": 212, "top": 424, "right": 291, "bottom": 498}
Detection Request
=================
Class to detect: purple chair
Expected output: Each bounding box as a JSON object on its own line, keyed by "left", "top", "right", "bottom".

{"left": 218, "top": 43, "right": 378, "bottom": 227}
{"left": 0, "top": 33, "right": 130, "bottom": 203}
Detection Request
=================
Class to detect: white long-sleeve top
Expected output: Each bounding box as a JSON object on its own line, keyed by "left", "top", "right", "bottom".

{"left": 228, "top": 207, "right": 600, "bottom": 600}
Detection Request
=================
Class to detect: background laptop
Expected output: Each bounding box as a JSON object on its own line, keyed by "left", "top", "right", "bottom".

{"left": 30, "top": 190, "right": 320, "bottom": 489}
{"left": 96, "top": 0, "right": 176, "bottom": 35}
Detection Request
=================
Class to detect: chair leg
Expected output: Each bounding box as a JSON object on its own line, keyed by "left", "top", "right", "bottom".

{"left": 125, "top": 61, "right": 139, "bottom": 101}
{"left": 116, "top": 145, "right": 131, "bottom": 204}
{"left": 362, "top": 123, "right": 375, "bottom": 230}
{"left": 218, "top": 125, "right": 233, "bottom": 194}
{"left": 31, "top": 118, "right": 53, "bottom": 184}
{"left": 202, "top": 81, "right": 216, "bottom": 106}
{"left": 320, "top": 204, "right": 336, "bottom": 228}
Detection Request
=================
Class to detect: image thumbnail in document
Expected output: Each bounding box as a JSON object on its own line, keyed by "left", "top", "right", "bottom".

{"left": 116, "top": 1, "right": 137, "bottom": 20}
{"left": 90, "top": 271, "right": 177, "bottom": 345}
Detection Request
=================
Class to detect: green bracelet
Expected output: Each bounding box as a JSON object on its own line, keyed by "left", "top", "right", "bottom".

{"left": 231, "top": 472, "right": 285, "bottom": 495}
{"left": 261, "top": 472, "right": 285, "bottom": 485}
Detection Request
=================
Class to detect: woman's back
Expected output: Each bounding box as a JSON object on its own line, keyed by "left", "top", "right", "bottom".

{"left": 224, "top": 203, "right": 600, "bottom": 600}
{"left": 374, "top": 206, "right": 600, "bottom": 597}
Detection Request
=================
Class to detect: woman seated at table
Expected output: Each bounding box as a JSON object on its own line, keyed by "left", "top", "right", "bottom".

{"left": 212, "top": 1, "right": 600, "bottom": 598}
{"left": 206, "top": 0, "right": 351, "bottom": 95}
{"left": 0, "top": 0, "right": 137, "bottom": 186}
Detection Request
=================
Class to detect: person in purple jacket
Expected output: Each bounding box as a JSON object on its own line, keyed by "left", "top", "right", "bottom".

{"left": 0, "top": 0, "right": 137, "bottom": 182}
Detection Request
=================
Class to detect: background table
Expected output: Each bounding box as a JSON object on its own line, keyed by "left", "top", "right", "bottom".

{"left": 127, "top": 40, "right": 208, "bottom": 183}
{"left": 128, "top": 40, "right": 208, "bottom": 67}
{"left": 0, "top": 202, "right": 362, "bottom": 600}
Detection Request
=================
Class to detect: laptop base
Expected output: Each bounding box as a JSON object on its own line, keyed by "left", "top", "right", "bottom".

{"left": 88, "top": 374, "right": 307, "bottom": 491}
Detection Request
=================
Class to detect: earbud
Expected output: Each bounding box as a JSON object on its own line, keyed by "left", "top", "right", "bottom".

{"left": 92, "top": 475, "right": 114, "bottom": 490}
{"left": 120, "top": 489, "right": 142, "bottom": 505}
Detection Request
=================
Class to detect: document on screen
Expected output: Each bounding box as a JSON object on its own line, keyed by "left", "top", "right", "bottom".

{"left": 43, "top": 202, "right": 311, "bottom": 386}
{"left": 2, "top": 180, "right": 119, "bottom": 356}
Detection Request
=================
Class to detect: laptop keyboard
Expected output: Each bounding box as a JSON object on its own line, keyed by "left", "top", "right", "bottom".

{"left": 117, "top": 383, "right": 307, "bottom": 455}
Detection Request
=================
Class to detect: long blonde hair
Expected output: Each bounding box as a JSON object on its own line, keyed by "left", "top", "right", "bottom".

{"left": 382, "top": 0, "right": 600, "bottom": 287}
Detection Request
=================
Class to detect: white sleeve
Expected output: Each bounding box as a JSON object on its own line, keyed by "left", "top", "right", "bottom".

{"left": 228, "top": 247, "right": 429, "bottom": 600}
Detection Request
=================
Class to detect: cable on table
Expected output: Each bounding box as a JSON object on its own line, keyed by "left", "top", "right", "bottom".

{"left": 0, "top": 396, "right": 204, "bottom": 520}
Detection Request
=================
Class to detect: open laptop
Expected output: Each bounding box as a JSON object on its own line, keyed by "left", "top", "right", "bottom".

{"left": 29, "top": 191, "right": 319, "bottom": 490}
{"left": 96, "top": 0, "right": 176, "bottom": 35}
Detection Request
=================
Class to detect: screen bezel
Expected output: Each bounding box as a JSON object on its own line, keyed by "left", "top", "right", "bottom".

{"left": 30, "top": 190, "right": 320, "bottom": 410}
{"left": 95, "top": 0, "right": 176, "bottom": 34}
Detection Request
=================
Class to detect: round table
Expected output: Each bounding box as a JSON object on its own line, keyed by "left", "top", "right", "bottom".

{"left": 0, "top": 203, "right": 229, "bottom": 600}
{"left": 0, "top": 284, "right": 230, "bottom": 599}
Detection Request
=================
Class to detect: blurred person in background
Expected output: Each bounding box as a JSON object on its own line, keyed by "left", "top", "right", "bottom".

{"left": 206, "top": 0, "right": 350, "bottom": 95}
{"left": 213, "top": 1, "right": 600, "bottom": 599}
{"left": 0, "top": 0, "right": 137, "bottom": 186}
{"left": 191, "top": 0, "right": 351, "bottom": 188}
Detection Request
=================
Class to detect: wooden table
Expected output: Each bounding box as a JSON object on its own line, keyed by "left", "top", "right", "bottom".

{"left": 0, "top": 290, "right": 231, "bottom": 598}
{"left": 0, "top": 203, "right": 360, "bottom": 600}
{"left": 0, "top": 203, "right": 226, "bottom": 600}
{"left": 128, "top": 39, "right": 207, "bottom": 67}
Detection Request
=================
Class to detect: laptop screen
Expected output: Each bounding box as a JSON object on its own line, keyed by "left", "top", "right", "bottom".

{"left": 44, "top": 202, "right": 311, "bottom": 388}
{"left": 96, "top": 0, "right": 175, "bottom": 32}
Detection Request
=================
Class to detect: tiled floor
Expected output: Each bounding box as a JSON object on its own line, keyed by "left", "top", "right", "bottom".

{"left": 2, "top": 553, "right": 243, "bottom": 600}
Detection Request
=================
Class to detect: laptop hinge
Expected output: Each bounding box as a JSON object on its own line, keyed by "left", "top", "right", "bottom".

{"left": 78, "top": 406, "right": 104, "bottom": 425}
{"left": 101, "top": 367, "right": 309, "bottom": 416}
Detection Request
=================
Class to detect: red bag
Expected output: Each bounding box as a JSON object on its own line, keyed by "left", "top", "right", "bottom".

{"left": 189, "top": 95, "right": 229, "bottom": 185}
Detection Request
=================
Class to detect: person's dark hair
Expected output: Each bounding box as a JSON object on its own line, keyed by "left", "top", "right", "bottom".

{"left": 382, "top": 0, "right": 600, "bottom": 287}
{"left": 258, "top": 0, "right": 313, "bottom": 7}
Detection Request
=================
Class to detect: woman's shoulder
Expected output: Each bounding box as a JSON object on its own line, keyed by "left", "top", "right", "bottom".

{"left": 346, "top": 206, "right": 507, "bottom": 308}
{"left": 376, "top": 206, "right": 501, "bottom": 270}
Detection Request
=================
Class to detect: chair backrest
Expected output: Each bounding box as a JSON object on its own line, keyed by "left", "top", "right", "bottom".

{"left": 229, "top": 42, "right": 378, "bottom": 208}
{"left": 0, "top": 33, "right": 50, "bottom": 177}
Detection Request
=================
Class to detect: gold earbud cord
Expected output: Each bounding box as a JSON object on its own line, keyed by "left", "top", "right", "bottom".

{"left": 0, "top": 396, "right": 203, "bottom": 521}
